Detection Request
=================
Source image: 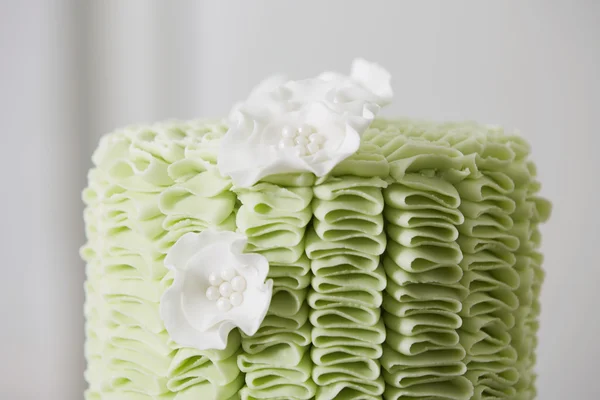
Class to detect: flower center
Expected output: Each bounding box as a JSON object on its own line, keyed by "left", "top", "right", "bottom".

{"left": 278, "top": 124, "right": 326, "bottom": 157}
{"left": 206, "top": 269, "right": 247, "bottom": 312}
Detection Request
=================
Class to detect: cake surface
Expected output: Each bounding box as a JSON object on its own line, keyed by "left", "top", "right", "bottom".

{"left": 82, "top": 118, "right": 551, "bottom": 400}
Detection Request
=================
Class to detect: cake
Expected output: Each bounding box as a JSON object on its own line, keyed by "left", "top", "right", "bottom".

{"left": 82, "top": 59, "right": 551, "bottom": 400}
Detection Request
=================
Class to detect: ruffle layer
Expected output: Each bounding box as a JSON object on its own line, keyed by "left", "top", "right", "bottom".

{"left": 381, "top": 176, "right": 471, "bottom": 400}
{"left": 82, "top": 121, "right": 243, "bottom": 400}
{"left": 365, "top": 120, "right": 551, "bottom": 400}
{"left": 235, "top": 183, "right": 316, "bottom": 399}
{"left": 305, "top": 145, "right": 390, "bottom": 400}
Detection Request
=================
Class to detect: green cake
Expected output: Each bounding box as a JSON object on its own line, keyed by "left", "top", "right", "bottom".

{"left": 82, "top": 60, "right": 551, "bottom": 400}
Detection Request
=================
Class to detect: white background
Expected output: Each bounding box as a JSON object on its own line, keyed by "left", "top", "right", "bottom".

{"left": 1, "top": 1, "right": 598, "bottom": 399}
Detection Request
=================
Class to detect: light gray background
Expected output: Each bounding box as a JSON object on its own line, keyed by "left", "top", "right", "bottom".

{"left": 1, "top": 1, "right": 598, "bottom": 399}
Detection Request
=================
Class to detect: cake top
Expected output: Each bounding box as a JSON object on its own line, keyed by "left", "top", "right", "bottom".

{"left": 217, "top": 58, "right": 393, "bottom": 187}
{"left": 87, "top": 59, "right": 549, "bottom": 354}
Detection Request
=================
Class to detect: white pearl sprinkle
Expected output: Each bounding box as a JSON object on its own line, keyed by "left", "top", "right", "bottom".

{"left": 309, "top": 133, "right": 324, "bottom": 144}
{"left": 231, "top": 276, "right": 247, "bottom": 292}
{"left": 206, "top": 286, "right": 220, "bottom": 301}
{"left": 298, "top": 124, "right": 313, "bottom": 137}
{"left": 295, "top": 136, "right": 309, "bottom": 146}
{"left": 281, "top": 126, "right": 295, "bottom": 138}
{"left": 219, "top": 282, "right": 233, "bottom": 298}
{"left": 279, "top": 138, "right": 295, "bottom": 149}
{"left": 307, "top": 142, "right": 321, "bottom": 154}
{"left": 216, "top": 297, "right": 232, "bottom": 312}
{"left": 208, "top": 272, "right": 222, "bottom": 287}
{"left": 221, "top": 268, "right": 236, "bottom": 282}
{"left": 230, "top": 292, "right": 244, "bottom": 306}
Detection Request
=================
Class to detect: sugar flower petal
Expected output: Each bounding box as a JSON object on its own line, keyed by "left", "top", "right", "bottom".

{"left": 159, "top": 229, "right": 273, "bottom": 351}
{"left": 217, "top": 58, "right": 394, "bottom": 188}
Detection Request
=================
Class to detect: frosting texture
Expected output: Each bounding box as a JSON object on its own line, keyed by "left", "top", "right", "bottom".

{"left": 83, "top": 118, "right": 551, "bottom": 400}
{"left": 364, "top": 120, "right": 551, "bottom": 400}
{"left": 235, "top": 182, "right": 316, "bottom": 399}
{"left": 305, "top": 145, "right": 391, "bottom": 400}
{"left": 82, "top": 121, "right": 244, "bottom": 399}
{"left": 305, "top": 180, "right": 388, "bottom": 399}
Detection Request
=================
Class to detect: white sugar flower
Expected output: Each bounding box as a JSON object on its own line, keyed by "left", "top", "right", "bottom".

{"left": 218, "top": 58, "right": 393, "bottom": 188}
{"left": 160, "top": 229, "right": 273, "bottom": 351}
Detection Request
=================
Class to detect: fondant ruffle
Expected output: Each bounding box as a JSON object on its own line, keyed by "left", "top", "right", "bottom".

{"left": 82, "top": 121, "right": 243, "bottom": 399}
{"left": 235, "top": 182, "right": 316, "bottom": 399}
{"left": 306, "top": 146, "right": 390, "bottom": 400}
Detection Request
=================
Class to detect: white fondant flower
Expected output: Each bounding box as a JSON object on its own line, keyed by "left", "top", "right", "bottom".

{"left": 218, "top": 58, "right": 393, "bottom": 187}
{"left": 160, "top": 229, "right": 273, "bottom": 351}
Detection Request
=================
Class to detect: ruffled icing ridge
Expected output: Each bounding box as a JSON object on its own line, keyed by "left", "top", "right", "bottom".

{"left": 305, "top": 146, "right": 390, "bottom": 400}
{"left": 365, "top": 120, "right": 551, "bottom": 400}
{"left": 367, "top": 122, "right": 474, "bottom": 400}
{"left": 82, "top": 121, "right": 243, "bottom": 400}
{"left": 380, "top": 174, "right": 472, "bottom": 398}
{"left": 453, "top": 126, "right": 550, "bottom": 400}
{"left": 235, "top": 182, "right": 316, "bottom": 399}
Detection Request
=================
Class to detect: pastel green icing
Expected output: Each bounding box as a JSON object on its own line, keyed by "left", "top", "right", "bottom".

{"left": 235, "top": 182, "right": 316, "bottom": 400}
{"left": 83, "top": 121, "right": 243, "bottom": 400}
{"left": 83, "top": 119, "right": 551, "bottom": 400}
{"left": 329, "top": 142, "right": 390, "bottom": 178}
{"left": 366, "top": 120, "right": 550, "bottom": 400}
{"left": 306, "top": 175, "right": 388, "bottom": 400}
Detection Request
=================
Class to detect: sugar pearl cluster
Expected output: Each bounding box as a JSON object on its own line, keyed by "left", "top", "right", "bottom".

{"left": 205, "top": 268, "right": 247, "bottom": 312}
{"left": 278, "top": 124, "right": 326, "bottom": 157}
